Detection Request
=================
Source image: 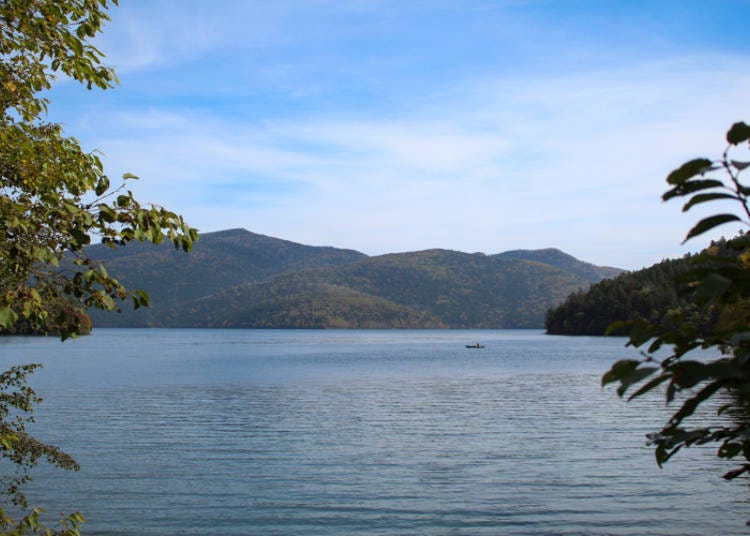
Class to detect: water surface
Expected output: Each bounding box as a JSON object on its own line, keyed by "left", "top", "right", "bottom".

{"left": 0, "top": 329, "right": 746, "bottom": 535}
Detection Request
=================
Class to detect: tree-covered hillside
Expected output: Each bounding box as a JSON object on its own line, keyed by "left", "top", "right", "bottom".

{"left": 496, "top": 248, "right": 621, "bottom": 282}
{"left": 545, "top": 255, "right": 702, "bottom": 335}
{"left": 88, "top": 228, "right": 366, "bottom": 326}
{"left": 89, "top": 231, "right": 621, "bottom": 329}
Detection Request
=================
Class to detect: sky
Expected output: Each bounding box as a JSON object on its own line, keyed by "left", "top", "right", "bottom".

{"left": 48, "top": 0, "right": 750, "bottom": 270}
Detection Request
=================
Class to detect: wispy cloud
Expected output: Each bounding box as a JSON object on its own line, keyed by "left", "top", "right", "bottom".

{"left": 53, "top": 1, "right": 750, "bottom": 270}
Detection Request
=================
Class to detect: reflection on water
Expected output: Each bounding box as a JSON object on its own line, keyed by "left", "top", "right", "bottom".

{"left": 0, "top": 329, "right": 747, "bottom": 535}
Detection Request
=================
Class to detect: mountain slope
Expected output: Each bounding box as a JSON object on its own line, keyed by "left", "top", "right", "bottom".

{"left": 89, "top": 228, "right": 367, "bottom": 326}
{"left": 545, "top": 255, "right": 696, "bottom": 335}
{"left": 168, "top": 246, "right": 622, "bottom": 329}
{"left": 88, "top": 229, "right": 623, "bottom": 329}
{"left": 495, "top": 248, "right": 621, "bottom": 283}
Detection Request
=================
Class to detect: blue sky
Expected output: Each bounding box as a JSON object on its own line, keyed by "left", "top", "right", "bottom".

{"left": 49, "top": 0, "right": 750, "bottom": 270}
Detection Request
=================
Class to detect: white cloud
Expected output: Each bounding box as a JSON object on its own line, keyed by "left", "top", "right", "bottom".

{"left": 62, "top": 0, "right": 750, "bottom": 272}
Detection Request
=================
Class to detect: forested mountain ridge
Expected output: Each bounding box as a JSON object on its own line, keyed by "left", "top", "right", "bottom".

{"left": 545, "top": 255, "right": 699, "bottom": 335}
{"left": 88, "top": 229, "right": 622, "bottom": 329}
{"left": 87, "top": 228, "right": 367, "bottom": 326}
{"left": 496, "top": 248, "right": 622, "bottom": 282}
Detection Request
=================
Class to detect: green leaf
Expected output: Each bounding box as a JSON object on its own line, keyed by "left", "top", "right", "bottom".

{"left": 132, "top": 289, "right": 149, "bottom": 309}
{"left": 731, "top": 160, "right": 750, "bottom": 171}
{"left": 723, "top": 466, "right": 750, "bottom": 480}
{"left": 602, "top": 359, "right": 640, "bottom": 387}
{"left": 671, "top": 361, "right": 710, "bottom": 389}
{"left": 94, "top": 176, "right": 110, "bottom": 196}
{"left": 100, "top": 294, "right": 115, "bottom": 310}
{"left": 122, "top": 172, "right": 139, "bottom": 180}
{"left": 99, "top": 204, "right": 115, "bottom": 223}
{"left": 663, "top": 179, "right": 724, "bottom": 201}
{"left": 666, "top": 158, "right": 713, "bottom": 185}
{"left": 655, "top": 440, "right": 684, "bottom": 467}
{"left": 726, "top": 122, "right": 750, "bottom": 145}
{"left": 683, "top": 214, "right": 742, "bottom": 243}
{"left": 627, "top": 372, "right": 670, "bottom": 401}
{"left": 0, "top": 307, "right": 18, "bottom": 328}
{"left": 70, "top": 228, "right": 91, "bottom": 247}
{"left": 616, "top": 366, "right": 658, "bottom": 397}
{"left": 627, "top": 318, "right": 658, "bottom": 347}
{"left": 651, "top": 428, "right": 709, "bottom": 467}
{"left": 646, "top": 338, "right": 664, "bottom": 354}
{"left": 717, "top": 402, "right": 734, "bottom": 415}
{"left": 0, "top": 432, "right": 18, "bottom": 449}
{"left": 719, "top": 441, "right": 742, "bottom": 459}
{"left": 682, "top": 192, "right": 738, "bottom": 212}
{"left": 670, "top": 380, "right": 723, "bottom": 425}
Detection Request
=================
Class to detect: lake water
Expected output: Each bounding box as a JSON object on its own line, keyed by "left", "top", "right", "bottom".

{"left": 0, "top": 329, "right": 747, "bottom": 535}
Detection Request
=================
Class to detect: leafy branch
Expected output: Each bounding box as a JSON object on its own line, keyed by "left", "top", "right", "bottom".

{"left": 603, "top": 121, "right": 750, "bottom": 479}
{"left": 0, "top": 1, "right": 197, "bottom": 533}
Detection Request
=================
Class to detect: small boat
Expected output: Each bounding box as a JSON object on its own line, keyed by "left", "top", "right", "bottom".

{"left": 465, "top": 343, "right": 484, "bottom": 349}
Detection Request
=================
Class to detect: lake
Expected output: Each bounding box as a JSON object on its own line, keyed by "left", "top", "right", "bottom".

{"left": 0, "top": 329, "right": 746, "bottom": 535}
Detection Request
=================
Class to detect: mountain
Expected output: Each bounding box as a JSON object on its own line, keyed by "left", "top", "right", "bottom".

{"left": 88, "top": 228, "right": 367, "bottom": 326}
{"left": 496, "top": 248, "right": 622, "bottom": 282}
{"left": 89, "top": 229, "right": 623, "bottom": 329}
{"left": 544, "top": 255, "right": 700, "bottom": 335}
